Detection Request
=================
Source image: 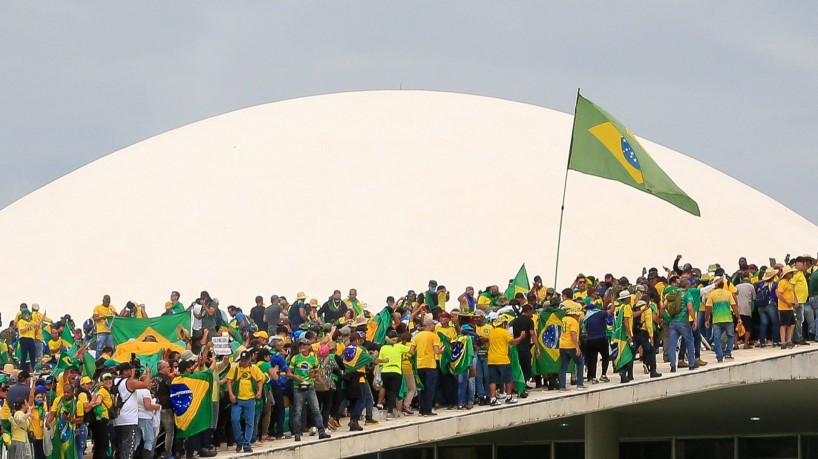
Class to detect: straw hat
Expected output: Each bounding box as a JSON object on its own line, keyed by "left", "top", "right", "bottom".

{"left": 617, "top": 290, "right": 633, "bottom": 300}
{"left": 1, "top": 364, "right": 18, "bottom": 375}
{"left": 780, "top": 266, "right": 796, "bottom": 277}
{"left": 296, "top": 292, "right": 307, "bottom": 301}
{"left": 762, "top": 269, "right": 776, "bottom": 281}
{"left": 309, "top": 298, "right": 319, "bottom": 307}
{"left": 351, "top": 315, "right": 369, "bottom": 327}
{"left": 176, "top": 325, "right": 191, "bottom": 341}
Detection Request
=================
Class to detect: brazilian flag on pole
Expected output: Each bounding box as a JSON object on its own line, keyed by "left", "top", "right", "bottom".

{"left": 504, "top": 264, "right": 530, "bottom": 299}
{"left": 111, "top": 312, "right": 191, "bottom": 345}
{"left": 532, "top": 306, "right": 565, "bottom": 375}
{"left": 438, "top": 333, "right": 474, "bottom": 375}
{"left": 568, "top": 94, "right": 700, "bottom": 216}
{"left": 171, "top": 370, "right": 213, "bottom": 438}
{"left": 610, "top": 304, "right": 634, "bottom": 371}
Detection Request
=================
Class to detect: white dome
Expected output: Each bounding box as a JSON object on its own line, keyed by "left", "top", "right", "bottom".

{"left": 1, "top": 90, "right": 815, "bottom": 317}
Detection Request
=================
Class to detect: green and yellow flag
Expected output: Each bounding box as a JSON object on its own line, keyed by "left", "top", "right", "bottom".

{"left": 532, "top": 306, "right": 565, "bottom": 375}
{"left": 171, "top": 370, "right": 213, "bottom": 438}
{"left": 111, "top": 311, "right": 191, "bottom": 345}
{"left": 508, "top": 345, "right": 528, "bottom": 395}
{"left": 52, "top": 396, "right": 78, "bottom": 459}
{"left": 342, "top": 344, "right": 374, "bottom": 372}
{"left": 438, "top": 333, "right": 474, "bottom": 375}
{"left": 611, "top": 304, "right": 634, "bottom": 371}
{"left": 568, "top": 94, "right": 700, "bottom": 216}
{"left": 504, "top": 264, "right": 530, "bottom": 299}
{"left": 366, "top": 307, "right": 393, "bottom": 344}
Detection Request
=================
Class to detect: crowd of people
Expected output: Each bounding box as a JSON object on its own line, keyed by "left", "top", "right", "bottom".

{"left": 0, "top": 252, "right": 815, "bottom": 459}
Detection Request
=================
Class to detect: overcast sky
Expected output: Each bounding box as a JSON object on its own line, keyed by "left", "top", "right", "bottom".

{"left": 2, "top": 3, "right": 817, "bottom": 224}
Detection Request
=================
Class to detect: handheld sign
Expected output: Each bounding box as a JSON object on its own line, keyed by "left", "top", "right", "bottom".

{"left": 212, "top": 336, "right": 231, "bottom": 355}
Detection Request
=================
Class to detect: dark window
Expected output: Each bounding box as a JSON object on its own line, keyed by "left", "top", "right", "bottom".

{"left": 497, "top": 444, "right": 551, "bottom": 459}
{"left": 438, "top": 446, "right": 492, "bottom": 459}
{"left": 802, "top": 435, "right": 818, "bottom": 459}
{"left": 620, "top": 440, "right": 672, "bottom": 459}
{"left": 675, "top": 438, "right": 734, "bottom": 459}
{"left": 738, "top": 436, "right": 798, "bottom": 459}
{"left": 554, "top": 442, "right": 584, "bottom": 459}
{"left": 382, "top": 448, "right": 434, "bottom": 459}
{"left": 347, "top": 454, "right": 378, "bottom": 459}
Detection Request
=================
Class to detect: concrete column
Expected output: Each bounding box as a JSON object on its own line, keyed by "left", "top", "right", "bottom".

{"left": 585, "top": 411, "right": 618, "bottom": 459}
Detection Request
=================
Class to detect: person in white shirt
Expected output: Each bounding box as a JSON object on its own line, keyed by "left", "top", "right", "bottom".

{"left": 136, "top": 386, "right": 161, "bottom": 459}
{"left": 113, "top": 362, "right": 153, "bottom": 459}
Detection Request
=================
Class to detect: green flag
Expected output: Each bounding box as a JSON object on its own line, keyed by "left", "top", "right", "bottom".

{"left": 53, "top": 351, "right": 80, "bottom": 378}
{"left": 611, "top": 303, "right": 634, "bottom": 371}
{"left": 568, "top": 94, "right": 700, "bottom": 216}
{"left": 508, "top": 345, "right": 527, "bottom": 396}
{"left": 61, "top": 325, "right": 75, "bottom": 347}
{"left": 171, "top": 371, "right": 213, "bottom": 438}
{"left": 111, "top": 312, "right": 191, "bottom": 345}
{"left": 504, "top": 264, "right": 530, "bottom": 299}
{"left": 532, "top": 307, "right": 566, "bottom": 375}
{"left": 81, "top": 351, "right": 96, "bottom": 379}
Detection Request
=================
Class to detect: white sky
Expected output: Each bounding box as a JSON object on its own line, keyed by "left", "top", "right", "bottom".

{"left": 1, "top": 2, "right": 817, "bottom": 224}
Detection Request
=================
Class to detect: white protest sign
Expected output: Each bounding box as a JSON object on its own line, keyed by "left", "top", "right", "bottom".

{"left": 212, "top": 336, "right": 231, "bottom": 355}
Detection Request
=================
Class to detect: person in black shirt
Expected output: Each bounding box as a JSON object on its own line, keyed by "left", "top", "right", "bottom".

{"left": 319, "top": 290, "right": 348, "bottom": 324}
{"left": 250, "top": 296, "right": 266, "bottom": 327}
{"left": 510, "top": 303, "right": 535, "bottom": 396}
{"left": 153, "top": 360, "right": 177, "bottom": 459}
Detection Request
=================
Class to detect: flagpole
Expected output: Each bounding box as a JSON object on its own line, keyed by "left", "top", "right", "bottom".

{"left": 554, "top": 89, "right": 582, "bottom": 289}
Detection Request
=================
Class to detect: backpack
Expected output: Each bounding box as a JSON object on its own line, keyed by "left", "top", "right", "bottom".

{"left": 755, "top": 282, "right": 772, "bottom": 309}
{"left": 665, "top": 290, "right": 684, "bottom": 318}
{"left": 246, "top": 316, "right": 259, "bottom": 334}
{"left": 314, "top": 355, "right": 335, "bottom": 392}
{"left": 109, "top": 377, "right": 133, "bottom": 420}
{"left": 632, "top": 307, "right": 644, "bottom": 331}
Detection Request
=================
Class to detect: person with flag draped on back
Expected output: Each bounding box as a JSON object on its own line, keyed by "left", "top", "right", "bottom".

{"left": 45, "top": 381, "right": 82, "bottom": 459}
{"left": 341, "top": 332, "right": 381, "bottom": 431}
{"left": 611, "top": 290, "right": 635, "bottom": 384}
{"left": 445, "top": 325, "right": 475, "bottom": 410}
{"left": 366, "top": 298, "right": 398, "bottom": 344}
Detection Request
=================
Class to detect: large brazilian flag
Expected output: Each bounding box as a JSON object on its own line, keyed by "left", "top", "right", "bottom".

{"left": 568, "top": 94, "right": 700, "bottom": 216}
{"left": 50, "top": 396, "right": 77, "bottom": 459}
{"left": 611, "top": 304, "right": 634, "bottom": 371}
{"left": 532, "top": 307, "right": 565, "bottom": 375}
{"left": 171, "top": 371, "right": 213, "bottom": 438}
{"left": 438, "top": 333, "right": 474, "bottom": 375}
{"left": 111, "top": 311, "right": 191, "bottom": 345}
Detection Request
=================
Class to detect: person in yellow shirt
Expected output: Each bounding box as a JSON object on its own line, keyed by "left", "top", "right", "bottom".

{"left": 777, "top": 266, "right": 798, "bottom": 348}
{"left": 412, "top": 317, "right": 443, "bottom": 416}
{"left": 30, "top": 304, "right": 50, "bottom": 363}
{"left": 558, "top": 304, "right": 587, "bottom": 391}
{"left": 226, "top": 350, "right": 264, "bottom": 452}
{"left": 31, "top": 386, "right": 49, "bottom": 458}
{"left": 487, "top": 316, "right": 523, "bottom": 406}
{"left": 632, "top": 300, "right": 661, "bottom": 378}
{"left": 93, "top": 295, "right": 117, "bottom": 355}
{"left": 16, "top": 309, "right": 37, "bottom": 372}
{"left": 89, "top": 373, "right": 114, "bottom": 459}
{"left": 791, "top": 258, "right": 810, "bottom": 344}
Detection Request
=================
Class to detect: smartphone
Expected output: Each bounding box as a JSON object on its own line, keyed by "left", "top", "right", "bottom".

{"left": 769, "top": 258, "right": 776, "bottom": 267}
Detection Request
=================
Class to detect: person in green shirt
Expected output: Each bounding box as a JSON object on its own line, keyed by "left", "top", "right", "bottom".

{"left": 288, "top": 339, "right": 330, "bottom": 442}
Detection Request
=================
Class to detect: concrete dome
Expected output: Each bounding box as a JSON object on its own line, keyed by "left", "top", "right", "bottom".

{"left": 1, "top": 90, "right": 815, "bottom": 317}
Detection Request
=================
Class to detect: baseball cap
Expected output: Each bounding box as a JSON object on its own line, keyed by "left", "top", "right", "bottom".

{"left": 239, "top": 351, "right": 251, "bottom": 360}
